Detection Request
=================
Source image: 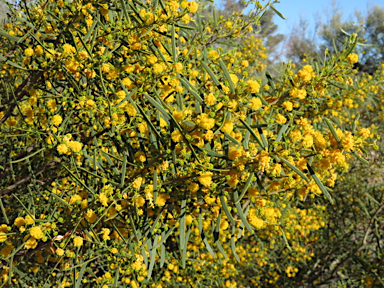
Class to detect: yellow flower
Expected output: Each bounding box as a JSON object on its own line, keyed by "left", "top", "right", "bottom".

{"left": 67, "top": 141, "right": 82, "bottom": 153}
{"left": 171, "top": 130, "right": 183, "bottom": 142}
{"left": 276, "top": 114, "right": 287, "bottom": 124}
{"left": 69, "top": 194, "right": 82, "bottom": 205}
{"left": 204, "top": 93, "right": 216, "bottom": 106}
{"left": 347, "top": 53, "right": 359, "bottom": 64}
{"left": 57, "top": 144, "right": 69, "bottom": 155}
{"left": 198, "top": 172, "right": 213, "bottom": 188}
{"left": 197, "top": 113, "right": 215, "bottom": 130}
{"left": 282, "top": 101, "right": 293, "bottom": 111}
{"left": 248, "top": 209, "right": 264, "bottom": 229}
{"left": 249, "top": 97, "right": 262, "bottom": 110}
{"left": 24, "top": 236, "right": 37, "bottom": 249}
{"left": 153, "top": 63, "right": 163, "bottom": 74}
{"left": 190, "top": 70, "right": 199, "bottom": 78}
{"left": 185, "top": 215, "right": 193, "bottom": 225}
{"left": 228, "top": 146, "right": 242, "bottom": 160}
{"left": 208, "top": 50, "right": 219, "bottom": 61}
{"left": 102, "top": 228, "right": 111, "bottom": 241}
{"left": 73, "top": 236, "right": 83, "bottom": 247}
{"left": 298, "top": 65, "right": 315, "bottom": 82}
{"left": 132, "top": 177, "right": 143, "bottom": 189}
{"left": 51, "top": 115, "right": 63, "bottom": 126}
{"left": 0, "top": 244, "right": 14, "bottom": 258}
{"left": 62, "top": 43, "right": 76, "bottom": 55}
{"left": 0, "top": 225, "right": 8, "bottom": 242}
{"left": 289, "top": 87, "right": 307, "bottom": 99}
{"left": 220, "top": 220, "right": 229, "bottom": 230}
{"left": 25, "top": 47, "right": 34, "bottom": 57}
{"left": 221, "top": 120, "right": 233, "bottom": 133}
{"left": 99, "top": 193, "right": 109, "bottom": 207}
{"left": 25, "top": 215, "right": 35, "bottom": 225}
{"left": 302, "top": 134, "right": 313, "bottom": 148}
{"left": 156, "top": 193, "right": 169, "bottom": 206}
{"left": 174, "top": 62, "right": 183, "bottom": 73}
{"left": 187, "top": 1, "right": 199, "bottom": 13}
{"left": 34, "top": 45, "right": 44, "bottom": 56}
{"left": 246, "top": 80, "right": 260, "bottom": 93}
{"left": 111, "top": 248, "right": 118, "bottom": 254}
{"left": 56, "top": 248, "right": 65, "bottom": 256}
{"left": 30, "top": 226, "right": 44, "bottom": 239}
{"left": 14, "top": 217, "right": 25, "bottom": 227}
{"left": 229, "top": 74, "right": 238, "bottom": 85}
{"left": 85, "top": 209, "right": 97, "bottom": 223}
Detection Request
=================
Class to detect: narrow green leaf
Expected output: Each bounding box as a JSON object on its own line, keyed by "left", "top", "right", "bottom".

{"left": 160, "top": 231, "right": 166, "bottom": 268}
{"left": 147, "top": 238, "right": 156, "bottom": 280}
{"left": 280, "top": 158, "right": 310, "bottom": 183}
{"left": 142, "top": 93, "right": 171, "bottom": 121}
{"left": 180, "top": 199, "right": 186, "bottom": 249}
{"left": 201, "top": 62, "right": 221, "bottom": 87}
{"left": 230, "top": 226, "right": 240, "bottom": 262}
{"left": 171, "top": 24, "right": 177, "bottom": 63}
{"left": 325, "top": 118, "right": 340, "bottom": 142}
{"left": 224, "top": 132, "right": 239, "bottom": 145}
{"left": 178, "top": 77, "right": 204, "bottom": 104}
{"left": 307, "top": 164, "right": 334, "bottom": 204}
{"left": 257, "top": 128, "right": 268, "bottom": 149}
{"left": 276, "top": 124, "right": 288, "bottom": 143}
{"left": 234, "top": 192, "right": 253, "bottom": 235}
{"left": 281, "top": 227, "right": 292, "bottom": 251}
{"left": 352, "top": 150, "right": 369, "bottom": 165}
{"left": 220, "top": 196, "right": 235, "bottom": 226}
{"left": 215, "top": 239, "right": 227, "bottom": 259}
{"left": 270, "top": 5, "right": 286, "bottom": 19}
{"left": 235, "top": 173, "right": 254, "bottom": 204}
{"left": 0, "top": 54, "right": 28, "bottom": 71}
{"left": 10, "top": 147, "right": 45, "bottom": 164}
{"left": 352, "top": 114, "right": 360, "bottom": 133}
{"left": 120, "top": 153, "right": 127, "bottom": 188}
{"left": 219, "top": 59, "right": 235, "bottom": 92}
{"left": 152, "top": 219, "right": 179, "bottom": 250}
{"left": 182, "top": 228, "right": 192, "bottom": 268}
{"left": 239, "top": 119, "right": 264, "bottom": 149}
{"left": 62, "top": 164, "right": 96, "bottom": 195}
{"left": 75, "top": 260, "right": 89, "bottom": 288}
{"left": 0, "top": 28, "right": 21, "bottom": 42}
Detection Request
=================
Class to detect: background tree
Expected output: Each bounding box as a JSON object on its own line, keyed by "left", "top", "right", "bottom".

{"left": 285, "top": 16, "right": 318, "bottom": 63}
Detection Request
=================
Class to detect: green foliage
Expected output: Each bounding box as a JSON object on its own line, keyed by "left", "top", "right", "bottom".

{"left": 0, "top": 0, "right": 383, "bottom": 287}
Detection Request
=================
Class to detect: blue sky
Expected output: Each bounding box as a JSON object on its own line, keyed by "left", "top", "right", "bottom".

{"left": 269, "top": 0, "right": 384, "bottom": 35}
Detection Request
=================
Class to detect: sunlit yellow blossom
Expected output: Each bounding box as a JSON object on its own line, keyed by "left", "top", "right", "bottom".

{"left": 289, "top": 87, "right": 307, "bottom": 99}
{"left": 198, "top": 172, "right": 213, "bottom": 188}
{"left": 347, "top": 53, "right": 359, "bottom": 64}
{"left": 282, "top": 101, "right": 293, "bottom": 111}
{"left": 197, "top": 113, "right": 215, "bottom": 130}
{"left": 30, "top": 226, "right": 44, "bottom": 239}
{"left": 51, "top": 115, "right": 63, "bottom": 126}
{"left": 57, "top": 144, "right": 69, "bottom": 155}
{"left": 153, "top": 63, "right": 164, "bottom": 73}
{"left": 132, "top": 177, "right": 143, "bottom": 189}
{"left": 249, "top": 97, "right": 262, "bottom": 110}
{"left": 246, "top": 80, "right": 260, "bottom": 93}
{"left": 171, "top": 130, "right": 183, "bottom": 142}
{"left": 67, "top": 141, "right": 82, "bottom": 153}
{"left": 73, "top": 236, "right": 83, "bottom": 247}
{"left": 14, "top": 217, "right": 25, "bottom": 227}
{"left": 187, "top": 1, "right": 198, "bottom": 13}
{"left": 298, "top": 65, "right": 315, "bottom": 82}
{"left": 25, "top": 47, "right": 34, "bottom": 57}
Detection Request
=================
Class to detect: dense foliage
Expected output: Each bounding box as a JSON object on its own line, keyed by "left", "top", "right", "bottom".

{"left": 0, "top": 0, "right": 383, "bottom": 287}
